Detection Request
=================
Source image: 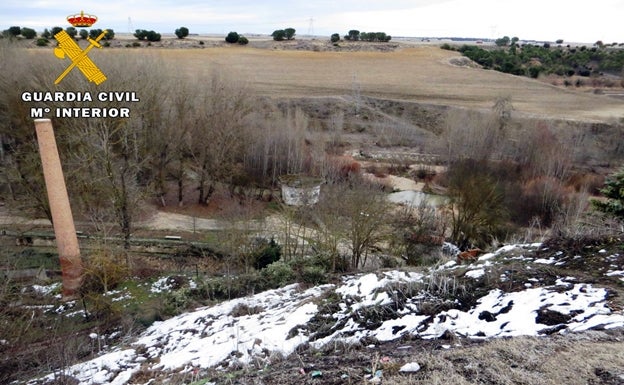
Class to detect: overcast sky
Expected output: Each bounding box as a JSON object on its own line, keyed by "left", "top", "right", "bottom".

{"left": 2, "top": 0, "right": 622, "bottom": 43}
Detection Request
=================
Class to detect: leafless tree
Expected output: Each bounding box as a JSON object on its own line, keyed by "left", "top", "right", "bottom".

{"left": 442, "top": 108, "right": 503, "bottom": 164}
{"left": 60, "top": 52, "right": 171, "bottom": 245}
{"left": 244, "top": 105, "right": 312, "bottom": 186}
{"left": 189, "top": 71, "right": 254, "bottom": 204}
{"left": 314, "top": 177, "right": 390, "bottom": 270}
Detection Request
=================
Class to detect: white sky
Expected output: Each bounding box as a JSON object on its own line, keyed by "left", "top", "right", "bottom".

{"left": 1, "top": 0, "right": 622, "bottom": 43}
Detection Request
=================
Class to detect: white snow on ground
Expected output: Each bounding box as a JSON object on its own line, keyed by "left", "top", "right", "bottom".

{"left": 150, "top": 277, "right": 176, "bottom": 293}
{"left": 464, "top": 268, "right": 485, "bottom": 279}
{"left": 335, "top": 271, "right": 424, "bottom": 310}
{"left": 30, "top": 282, "right": 61, "bottom": 295}
{"left": 138, "top": 283, "right": 326, "bottom": 371}
{"left": 421, "top": 283, "right": 624, "bottom": 338}
{"left": 29, "top": 245, "right": 624, "bottom": 385}
{"left": 534, "top": 257, "right": 557, "bottom": 264}
{"left": 606, "top": 270, "right": 624, "bottom": 281}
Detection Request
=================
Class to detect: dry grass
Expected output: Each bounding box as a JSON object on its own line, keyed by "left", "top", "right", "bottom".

{"left": 42, "top": 45, "right": 624, "bottom": 122}
{"left": 193, "top": 330, "right": 624, "bottom": 385}
{"left": 385, "top": 332, "right": 624, "bottom": 385}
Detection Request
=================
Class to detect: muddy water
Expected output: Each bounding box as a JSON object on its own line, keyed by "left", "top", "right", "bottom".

{"left": 387, "top": 190, "right": 448, "bottom": 207}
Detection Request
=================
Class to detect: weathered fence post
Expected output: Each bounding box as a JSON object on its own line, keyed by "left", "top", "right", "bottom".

{"left": 34, "top": 118, "right": 82, "bottom": 298}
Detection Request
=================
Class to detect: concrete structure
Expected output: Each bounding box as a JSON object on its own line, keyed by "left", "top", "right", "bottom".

{"left": 279, "top": 175, "right": 323, "bottom": 206}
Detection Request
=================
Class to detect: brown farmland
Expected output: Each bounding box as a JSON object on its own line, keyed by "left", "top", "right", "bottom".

{"left": 95, "top": 45, "right": 624, "bottom": 122}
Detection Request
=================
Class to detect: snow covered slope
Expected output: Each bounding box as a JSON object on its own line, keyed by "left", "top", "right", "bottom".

{"left": 29, "top": 243, "right": 624, "bottom": 385}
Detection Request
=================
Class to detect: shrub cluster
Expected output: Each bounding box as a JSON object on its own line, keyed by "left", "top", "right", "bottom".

{"left": 458, "top": 41, "right": 624, "bottom": 79}
{"left": 271, "top": 28, "right": 295, "bottom": 41}
{"left": 343, "top": 29, "right": 391, "bottom": 42}
{"left": 225, "top": 31, "right": 249, "bottom": 45}
{"left": 134, "top": 29, "right": 161, "bottom": 42}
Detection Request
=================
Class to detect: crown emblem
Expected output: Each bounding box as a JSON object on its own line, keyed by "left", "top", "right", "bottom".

{"left": 67, "top": 10, "right": 98, "bottom": 28}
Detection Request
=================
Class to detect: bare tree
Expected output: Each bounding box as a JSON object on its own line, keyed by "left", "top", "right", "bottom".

{"left": 438, "top": 105, "right": 504, "bottom": 165}
{"left": 390, "top": 200, "right": 448, "bottom": 265}
{"left": 0, "top": 42, "right": 56, "bottom": 220}
{"left": 147, "top": 78, "right": 194, "bottom": 206}
{"left": 244, "top": 105, "right": 311, "bottom": 186}
{"left": 446, "top": 160, "right": 508, "bottom": 249}
{"left": 493, "top": 95, "right": 514, "bottom": 131}
{"left": 189, "top": 71, "right": 254, "bottom": 204}
{"left": 314, "top": 177, "right": 390, "bottom": 270}
{"left": 61, "top": 52, "right": 170, "bottom": 245}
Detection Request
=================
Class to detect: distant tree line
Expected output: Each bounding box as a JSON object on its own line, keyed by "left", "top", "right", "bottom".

{"left": 134, "top": 29, "right": 161, "bottom": 42}
{"left": 451, "top": 37, "right": 624, "bottom": 79}
{"left": 271, "top": 28, "right": 296, "bottom": 41}
{"left": 1, "top": 26, "right": 37, "bottom": 39}
{"left": 1, "top": 26, "right": 115, "bottom": 46}
{"left": 343, "top": 30, "right": 392, "bottom": 42}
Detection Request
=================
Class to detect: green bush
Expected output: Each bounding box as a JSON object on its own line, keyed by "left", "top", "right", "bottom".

{"left": 284, "top": 28, "right": 296, "bottom": 40}
{"left": 300, "top": 265, "right": 327, "bottom": 285}
{"left": 146, "top": 30, "right": 161, "bottom": 42}
{"left": 253, "top": 238, "right": 282, "bottom": 269}
{"left": 65, "top": 27, "right": 77, "bottom": 38}
{"left": 330, "top": 33, "right": 340, "bottom": 43}
{"left": 199, "top": 272, "right": 269, "bottom": 301}
{"left": 162, "top": 287, "right": 195, "bottom": 316}
{"left": 271, "top": 29, "right": 285, "bottom": 41}
{"left": 20, "top": 27, "right": 36, "bottom": 39}
{"left": 592, "top": 167, "right": 624, "bottom": 220}
{"left": 175, "top": 26, "right": 189, "bottom": 39}
{"left": 134, "top": 29, "right": 148, "bottom": 40}
{"left": 225, "top": 31, "right": 239, "bottom": 43}
{"left": 51, "top": 26, "right": 63, "bottom": 37}
{"left": 262, "top": 261, "right": 296, "bottom": 288}
{"left": 7, "top": 26, "right": 21, "bottom": 36}
{"left": 36, "top": 38, "right": 49, "bottom": 46}
{"left": 345, "top": 30, "right": 360, "bottom": 41}
{"left": 527, "top": 66, "right": 542, "bottom": 78}
{"left": 80, "top": 249, "right": 130, "bottom": 294}
{"left": 89, "top": 29, "right": 103, "bottom": 39}
{"left": 238, "top": 36, "right": 249, "bottom": 45}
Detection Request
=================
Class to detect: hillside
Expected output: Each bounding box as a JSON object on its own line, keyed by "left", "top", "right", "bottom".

{"left": 117, "top": 45, "right": 622, "bottom": 121}
{"left": 2, "top": 35, "right": 624, "bottom": 385}
{"left": 21, "top": 38, "right": 624, "bottom": 121}
{"left": 18, "top": 241, "right": 624, "bottom": 385}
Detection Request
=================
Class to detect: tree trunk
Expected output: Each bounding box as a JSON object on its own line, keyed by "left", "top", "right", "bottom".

{"left": 119, "top": 170, "right": 132, "bottom": 249}
{"left": 178, "top": 177, "right": 184, "bottom": 207}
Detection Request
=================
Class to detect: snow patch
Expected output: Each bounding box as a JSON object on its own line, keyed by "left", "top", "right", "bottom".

{"left": 465, "top": 269, "right": 485, "bottom": 279}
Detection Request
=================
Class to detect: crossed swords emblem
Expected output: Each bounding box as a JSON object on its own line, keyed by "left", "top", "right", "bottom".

{"left": 53, "top": 30, "right": 108, "bottom": 85}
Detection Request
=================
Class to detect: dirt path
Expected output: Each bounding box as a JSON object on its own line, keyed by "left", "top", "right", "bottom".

{"left": 0, "top": 166, "right": 428, "bottom": 235}
{"left": 140, "top": 211, "right": 222, "bottom": 232}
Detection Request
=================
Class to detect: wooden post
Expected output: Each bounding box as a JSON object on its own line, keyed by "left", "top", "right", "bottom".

{"left": 34, "top": 119, "right": 82, "bottom": 298}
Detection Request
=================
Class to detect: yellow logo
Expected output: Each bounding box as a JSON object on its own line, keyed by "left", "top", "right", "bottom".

{"left": 53, "top": 11, "right": 107, "bottom": 85}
